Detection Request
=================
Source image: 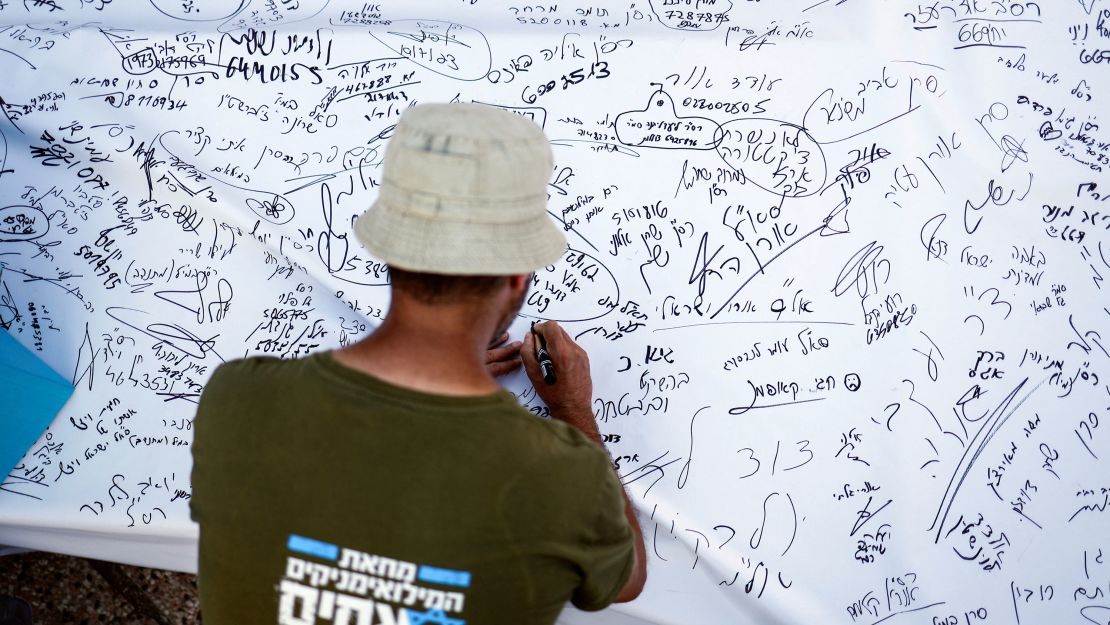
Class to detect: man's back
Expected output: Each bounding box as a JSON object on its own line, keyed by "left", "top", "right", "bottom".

{"left": 190, "top": 349, "right": 635, "bottom": 624}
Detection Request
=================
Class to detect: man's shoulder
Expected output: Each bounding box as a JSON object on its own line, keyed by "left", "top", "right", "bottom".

{"left": 210, "top": 353, "right": 290, "bottom": 377}
{"left": 196, "top": 354, "right": 308, "bottom": 418}
{"left": 204, "top": 353, "right": 305, "bottom": 391}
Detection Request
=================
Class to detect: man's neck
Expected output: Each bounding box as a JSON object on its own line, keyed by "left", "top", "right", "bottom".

{"left": 331, "top": 299, "right": 504, "bottom": 397}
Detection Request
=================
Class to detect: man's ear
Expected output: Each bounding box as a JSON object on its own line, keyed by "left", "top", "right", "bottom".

{"left": 507, "top": 273, "right": 531, "bottom": 291}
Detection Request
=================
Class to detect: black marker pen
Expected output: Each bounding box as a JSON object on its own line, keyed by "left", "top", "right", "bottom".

{"left": 530, "top": 321, "right": 557, "bottom": 385}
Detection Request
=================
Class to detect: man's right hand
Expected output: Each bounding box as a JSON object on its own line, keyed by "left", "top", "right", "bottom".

{"left": 521, "top": 321, "right": 597, "bottom": 435}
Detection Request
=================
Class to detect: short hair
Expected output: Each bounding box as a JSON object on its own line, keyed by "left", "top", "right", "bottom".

{"left": 388, "top": 266, "right": 509, "bottom": 304}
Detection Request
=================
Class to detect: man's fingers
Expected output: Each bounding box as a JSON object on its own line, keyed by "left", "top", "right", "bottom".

{"left": 533, "top": 321, "right": 554, "bottom": 350}
{"left": 521, "top": 332, "right": 543, "bottom": 380}
{"left": 535, "top": 320, "right": 571, "bottom": 362}
{"left": 487, "top": 331, "right": 510, "bottom": 349}
{"left": 531, "top": 321, "right": 588, "bottom": 378}
{"left": 521, "top": 332, "right": 537, "bottom": 365}
{"left": 487, "top": 359, "right": 523, "bottom": 377}
{"left": 485, "top": 341, "right": 521, "bottom": 364}
{"left": 485, "top": 338, "right": 522, "bottom": 378}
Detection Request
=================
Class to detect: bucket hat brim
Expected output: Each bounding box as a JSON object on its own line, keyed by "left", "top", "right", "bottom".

{"left": 355, "top": 195, "right": 568, "bottom": 275}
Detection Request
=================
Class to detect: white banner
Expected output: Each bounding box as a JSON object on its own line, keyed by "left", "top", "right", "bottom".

{"left": 1, "top": 1, "right": 1107, "bottom": 623}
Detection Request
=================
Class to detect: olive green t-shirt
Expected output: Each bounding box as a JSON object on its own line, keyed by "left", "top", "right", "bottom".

{"left": 189, "top": 349, "right": 634, "bottom": 625}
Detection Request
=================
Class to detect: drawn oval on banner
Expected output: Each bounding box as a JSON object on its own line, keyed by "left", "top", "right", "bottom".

{"left": 714, "top": 118, "right": 827, "bottom": 198}
{"left": 246, "top": 194, "right": 295, "bottom": 225}
{"left": 649, "top": 0, "right": 733, "bottom": 31}
{"left": 614, "top": 88, "right": 722, "bottom": 151}
{"left": 0, "top": 205, "right": 49, "bottom": 241}
{"left": 149, "top": 0, "right": 246, "bottom": 22}
{"left": 218, "top": 0, "right": 330, "bottom": 31}
{"left": 369, "top": 20, "right": 492, "bottom": 81}
{"left": 521, "top": 248, "right": 619, "bottom": 322}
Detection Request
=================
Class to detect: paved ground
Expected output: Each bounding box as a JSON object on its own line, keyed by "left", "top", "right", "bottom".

{"left": 0, "top": 551, "right": 199, "bottom": 624}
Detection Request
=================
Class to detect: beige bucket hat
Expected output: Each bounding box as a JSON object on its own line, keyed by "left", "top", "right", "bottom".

{"left": 353, "top": 102, "right": 568, "bottom": 275}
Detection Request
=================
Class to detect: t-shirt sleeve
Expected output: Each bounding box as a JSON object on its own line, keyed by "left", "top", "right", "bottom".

{"left": 568, "top": 443, "right": 636, "bottom": 611}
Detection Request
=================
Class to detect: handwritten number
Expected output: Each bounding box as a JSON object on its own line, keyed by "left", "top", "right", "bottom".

{"left": 737, "top": 448, "right": 760, "bottom": 479}
{"left": 783, "top": 440, "right": 813, "bottom": 471}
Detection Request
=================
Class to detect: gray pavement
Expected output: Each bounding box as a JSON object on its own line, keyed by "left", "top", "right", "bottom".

{"left": 0, "top": 552, "right": 199, "bottom": 624}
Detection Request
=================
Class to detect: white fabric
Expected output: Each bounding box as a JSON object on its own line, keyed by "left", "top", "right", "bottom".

{"left": 0, "top": 2, "right": 1106, "bottom": 624}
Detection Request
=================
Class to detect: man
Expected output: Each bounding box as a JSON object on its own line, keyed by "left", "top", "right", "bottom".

{"left": 190, "top": 102, "right": 647, "bottom": 624}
